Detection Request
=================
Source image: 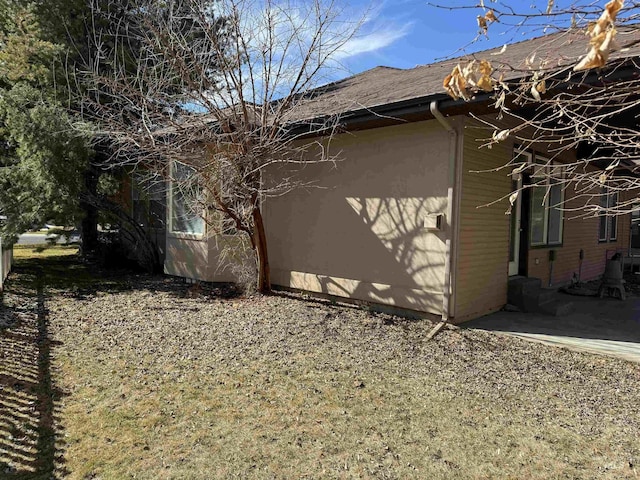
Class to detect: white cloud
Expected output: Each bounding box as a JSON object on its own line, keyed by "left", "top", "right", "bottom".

{"left": 197, "top": 0, "right": 413, "bottom": 106}
{"left": 334, "top": 23, "right": 413, "bottom": 60}
{"left": 333, "top": 1, "right": 414, "bottom": 60}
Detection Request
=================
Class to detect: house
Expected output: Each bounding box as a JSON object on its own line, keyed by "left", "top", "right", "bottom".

{"left": 160, "top": 29, "right": 640, "bottom": 323}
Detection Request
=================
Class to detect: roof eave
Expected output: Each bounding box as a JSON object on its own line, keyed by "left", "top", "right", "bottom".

{"left": 290, "top": 56, "right": 640, "bottom": 137}
{"left": 289, "top": 91, "right": 496, "bottom": 136}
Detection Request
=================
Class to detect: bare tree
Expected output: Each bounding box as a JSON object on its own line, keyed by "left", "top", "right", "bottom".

{"left": 434, "top": 0, "right": 640, "bottom": 218}
{"left": 76, "top": 0, "right": 362, "bottom": 292}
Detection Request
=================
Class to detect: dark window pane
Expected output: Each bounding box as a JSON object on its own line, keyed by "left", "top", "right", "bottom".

{"left": 530, "top": 187, "right": 546, "bottom": 245}
{"left": 609, "top": 192, "right": 618, "bottom": 240}
{"left": 149, "top": 200, "right": 166, "bottom": 229}
{"left": 547, "top": 184, "right": 563, "bottom": 244}
{"left": 609, "top": 216, "right": 617, "bottom": 241}
{"left": 599, "top": 193, "right": 608, "bottom": 241}
{"left": 133, "top": 174, "right": 166, "bottom": 230}
{"left": 599, "top": 215, "right": 608, "bottom": 241}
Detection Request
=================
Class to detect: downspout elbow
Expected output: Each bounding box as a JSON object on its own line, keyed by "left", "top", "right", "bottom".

{"left": 430, "top": 100, "right": 454, "bottom": 132}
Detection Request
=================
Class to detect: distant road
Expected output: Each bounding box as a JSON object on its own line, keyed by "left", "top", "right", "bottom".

{"left": 17, "top": 234, "right": 74, "bottom": 245}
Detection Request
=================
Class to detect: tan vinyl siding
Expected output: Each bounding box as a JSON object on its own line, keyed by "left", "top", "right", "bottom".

{"left": 455, "top": 114, "right": 634, "bottom": 321}
{"left": 454, "top": 120, "right": 511, "bottom": 321}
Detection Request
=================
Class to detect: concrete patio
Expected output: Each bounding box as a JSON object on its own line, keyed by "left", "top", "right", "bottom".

{"left": 466, "top": 292, "right": 640, "bottom": 363}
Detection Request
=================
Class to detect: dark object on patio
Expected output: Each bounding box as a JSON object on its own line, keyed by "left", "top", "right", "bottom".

{"left": 559, "top": 284, "right": 598, "bottom": 297}
{"left": 599, "top": 254, "right": 626, "bottom": 300}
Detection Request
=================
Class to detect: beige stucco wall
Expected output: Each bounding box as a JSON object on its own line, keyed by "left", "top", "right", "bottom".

{"left": 165, "top": 234, "right": 249, "bottom": 283}
{"left": 162, "top": 119, "right": 453, "bottom": 315}
{"left": 263, "top": 119, "right": 452, "bottom": 315}
{"left": 165, "top": 235, "right": 209, "bottom": 280}
{"left": 162, "top": 110, "right": 632, "bottom": 322}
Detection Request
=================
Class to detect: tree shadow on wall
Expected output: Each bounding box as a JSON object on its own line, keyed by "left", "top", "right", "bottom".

{"left": 312, "top": 195, "right": 448, "bottom": 314}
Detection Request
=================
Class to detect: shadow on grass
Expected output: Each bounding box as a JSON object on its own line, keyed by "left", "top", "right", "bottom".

{"left": 13, "top": 246, "right": 423, "bottom": 320}
{"left": 13, "top": 249, "right": 132, "bottom": 297}
{"left": 12, "top": 246, "right": 241, "bottom": 302}
{"left": 0, "top": 266, "right": 68, "bottom": 478}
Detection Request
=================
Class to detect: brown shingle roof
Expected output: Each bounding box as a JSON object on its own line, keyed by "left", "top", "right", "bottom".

{"left": 291, "top": 26, "right": 640, "bottom": 121}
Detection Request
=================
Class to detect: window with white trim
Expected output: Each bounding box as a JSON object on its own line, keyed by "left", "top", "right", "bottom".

{"left": 599, "top": 189, "right": 618, "bottom": 242}
{"left": 530, "top": 157, "right": 564, "bottom": 247}
{"left": 132, "top": 172, "right": 166, "bottom": 230}
{"left": 170, "top": 161, "right": 205, "bottom": 235}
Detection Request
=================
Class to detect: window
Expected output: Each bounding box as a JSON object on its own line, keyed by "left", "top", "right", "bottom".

{"left": 214, "top": 169, "right": 242, "bottom": 237}
{"left": 170, "top": 161, "right": 205, "bottom": 235}
{"left": 631, "top": 204, "right": 640, "bottom": 248}
{"left": 530, "top": 157, "right": 564, "bottom": 247}
{"left": 599, "top": 189, "right": 618, "bottom": 242}
{"left": 132, "top": 172, "right": 166, "bottom": 230}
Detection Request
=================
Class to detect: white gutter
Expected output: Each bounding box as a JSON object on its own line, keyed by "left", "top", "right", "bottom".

{"left": 430, "top": 100, "right": 460, "bottom": 322}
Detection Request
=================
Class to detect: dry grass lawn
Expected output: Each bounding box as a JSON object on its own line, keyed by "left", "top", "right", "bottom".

{"left": 1, "top": 246, "right": 639, "bottom": 479}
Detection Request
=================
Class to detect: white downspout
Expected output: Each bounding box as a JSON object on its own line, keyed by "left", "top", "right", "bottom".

{"left": 430, "top": 101, "right": 459, "bottom": 322}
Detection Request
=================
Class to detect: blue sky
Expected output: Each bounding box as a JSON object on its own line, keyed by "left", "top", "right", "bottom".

{"left": 337, "top": 0, "right": 611, "bottom": 76}
{"left": 337, "top": 0, "right": 525, "bottom": 75}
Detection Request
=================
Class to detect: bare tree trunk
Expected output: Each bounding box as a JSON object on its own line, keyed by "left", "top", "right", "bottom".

{"left": 252, "top": 206, "right": 271, "bottom": 293}
{"left": 80, "top": 166, "right": 99, "bottom": 254}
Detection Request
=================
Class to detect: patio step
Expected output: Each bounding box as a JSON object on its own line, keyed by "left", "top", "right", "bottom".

{"left": 507, "top": 276, "right": 541, "bottom": 313}
{"left": 508, "top": 277, "right": 574, "bottom": 316}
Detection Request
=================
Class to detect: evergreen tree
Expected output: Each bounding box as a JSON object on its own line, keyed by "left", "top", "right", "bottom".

{"left": 0, "top": 2, "right": 90, "bottom": 242}
{"left": 0, "top": 0, "right": 163, "bottom": 270}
